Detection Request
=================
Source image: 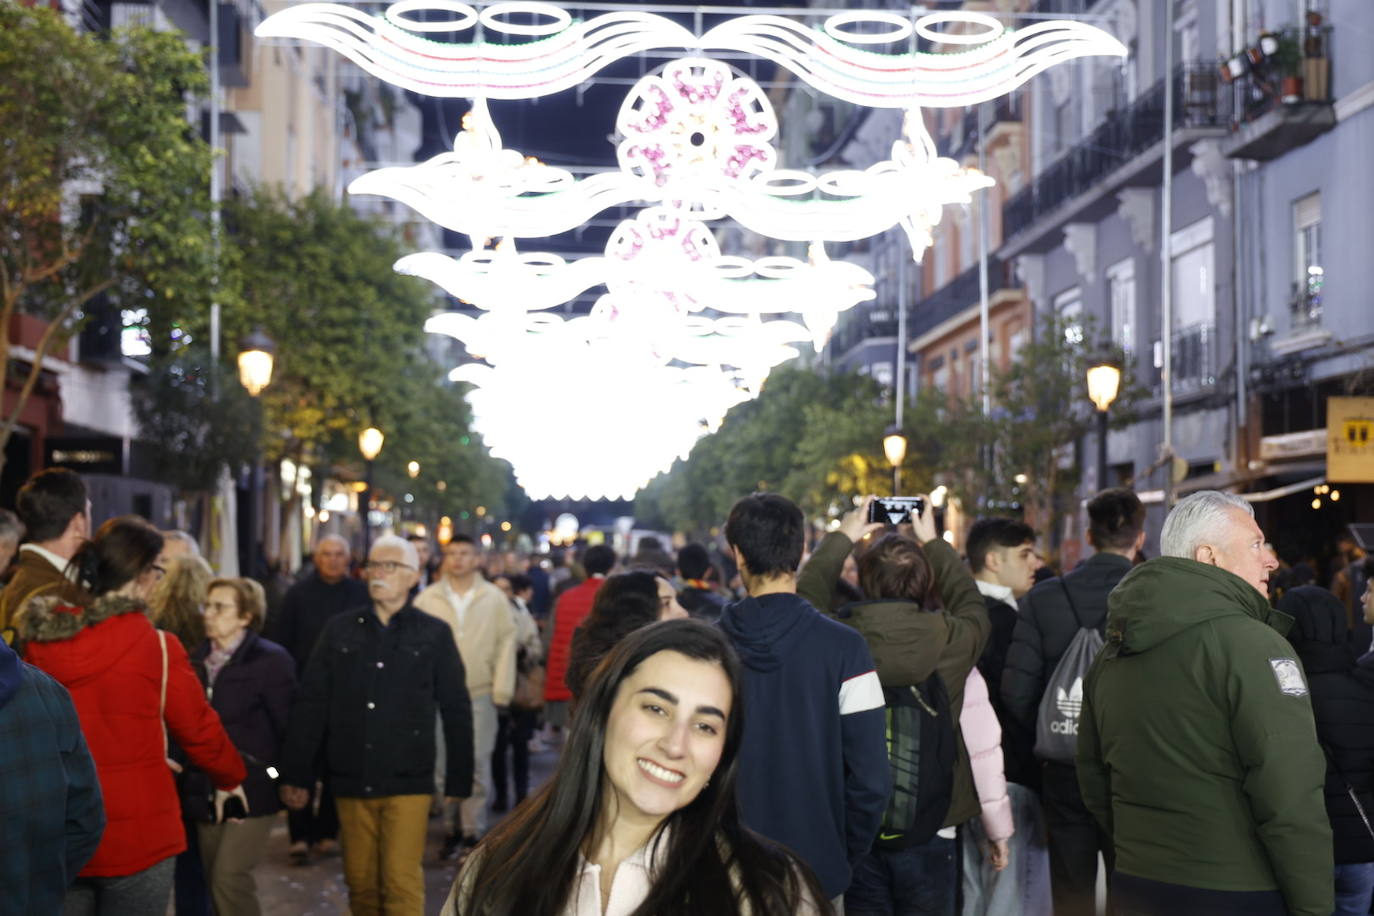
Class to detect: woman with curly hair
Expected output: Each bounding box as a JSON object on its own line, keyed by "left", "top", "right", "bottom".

{"left": 148, "top": 553, "right": 213, "bottom": 653}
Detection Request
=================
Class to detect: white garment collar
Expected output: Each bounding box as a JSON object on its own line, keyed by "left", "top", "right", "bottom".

{"left": 21, "top": 543, "right": 79, "bottom": 582}
{"left": 975, "top": 579, "right": 1016, "bottom": 605}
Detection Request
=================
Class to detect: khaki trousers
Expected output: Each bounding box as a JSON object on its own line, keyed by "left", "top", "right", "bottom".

{"left": 335, "top": 794, "right": 431, "bottom": 916}
{"left": 197, "top": 815, "right": 275, "bottom": 916}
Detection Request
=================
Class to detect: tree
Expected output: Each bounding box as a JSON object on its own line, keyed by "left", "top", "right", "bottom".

{"left": 0, "top": 7, "right": 217, "bottom": 467}
{"left": 635, "top": 367, "right": 896, "bottom": 534}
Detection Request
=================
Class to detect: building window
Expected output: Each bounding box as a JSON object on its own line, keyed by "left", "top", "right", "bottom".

{"left": 1055, "top": 287, "right": 1083, "bottom": 346}
{"left": 1106, "top": 257, "right": 1135, "bottom": 355}
{"left": 1293, "top": 192, "right": 1323, "bottom": 328}
{"left": 1168, "top": 217, "right": 1216, "bottom": 391}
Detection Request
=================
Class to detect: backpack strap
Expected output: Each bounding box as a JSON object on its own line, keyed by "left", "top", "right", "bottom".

{"left": 1058, "top": 580, "right": 1083, "bottom": 630}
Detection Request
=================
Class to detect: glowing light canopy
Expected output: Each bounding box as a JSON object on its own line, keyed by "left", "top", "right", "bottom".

{"left": 257, "top": 4, "right": 1125, "bottom": 500}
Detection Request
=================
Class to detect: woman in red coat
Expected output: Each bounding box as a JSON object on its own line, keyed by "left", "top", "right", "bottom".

{"left": 22, "top": 516, "right": 245, "bottom": 915}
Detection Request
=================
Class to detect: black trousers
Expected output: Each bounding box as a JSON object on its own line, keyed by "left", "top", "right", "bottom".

{"left": 1042, "top": 761, "right": 1115, "bottom": 916}
{"left": 1113, "top": 872, "right": 1289, "bottom": 916}
{"left": 491, "top": 708, "right": 536, "bottom": 804}
{"left": 286, "top": 778, "right": 339, "bottom": 845}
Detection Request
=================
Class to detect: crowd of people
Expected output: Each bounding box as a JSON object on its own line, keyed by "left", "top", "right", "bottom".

{"left": 2, "top": 464, "right": 1373, "bottom": 916}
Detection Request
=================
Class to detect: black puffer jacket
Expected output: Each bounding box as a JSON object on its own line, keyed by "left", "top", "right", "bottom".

{"left": 1001, "top": 552, "right": 1132, "bottom": 737}
{"left": 1282, "top": 585, "right": 1374, "bottom": 864}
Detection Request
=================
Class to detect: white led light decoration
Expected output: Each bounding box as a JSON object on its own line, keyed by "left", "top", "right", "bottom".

{"left": 256, "top": 2, "right": 1125, "bottom": 499}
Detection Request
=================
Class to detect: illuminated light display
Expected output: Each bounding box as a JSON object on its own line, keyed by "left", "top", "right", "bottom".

{"left": 257, "top": 3, "right": 1125, "bottom": 499}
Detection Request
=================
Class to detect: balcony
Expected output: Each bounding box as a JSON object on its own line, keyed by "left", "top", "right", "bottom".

{"left": 937, "top": 95, "right": 1023, "bottom": 163}
{"left": 910, "top": 256, "right": 1014, "bottom": 342}
{"left": 1153, "top": 322, "right": 1217, "bottom": 395}
{"left": 829, "top": 311, "right": 896, "bottom": 362}
{"left": 1002, "top": 64, "right": 1232, "bottom": 250}
{"left": 1222, "top": 27, "right": 1335, "bottom": 162}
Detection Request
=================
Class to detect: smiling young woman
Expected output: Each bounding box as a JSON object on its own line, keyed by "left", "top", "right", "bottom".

{"left": 447, "top": 618, "right": 828, "bottom": 916}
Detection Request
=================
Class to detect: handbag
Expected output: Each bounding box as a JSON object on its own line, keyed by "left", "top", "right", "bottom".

{"left": 512, "top": 660, "right": 546, "bottom": 711}
{"left": 1320, "top": 739, "right": 1374, "bottom": 842}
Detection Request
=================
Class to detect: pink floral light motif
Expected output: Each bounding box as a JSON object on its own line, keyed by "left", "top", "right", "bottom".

{"left": 602, "top": 207, "right": 722, "bottom": 336}
{"left": 616, "top": 57, "right": 778, "bottom": 195}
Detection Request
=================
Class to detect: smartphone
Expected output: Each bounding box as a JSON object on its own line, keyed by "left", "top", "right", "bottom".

{"left": 867, "top": 496, "right": 926, "bottom": 525}
{"left": 221, "top": 795, "right": 247, "bottom": 822}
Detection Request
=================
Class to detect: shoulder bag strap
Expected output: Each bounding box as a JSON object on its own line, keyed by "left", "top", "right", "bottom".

{"left": 159, "top": 631, "right": 169, "bottom": 758}
{"left": 1318, "top": 734, "right": 1374, "bottom": 842}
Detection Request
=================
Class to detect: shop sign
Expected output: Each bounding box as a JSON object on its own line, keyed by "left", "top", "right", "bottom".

{"left": 1328, "top": 397, "right": 1374, "bottom": 483}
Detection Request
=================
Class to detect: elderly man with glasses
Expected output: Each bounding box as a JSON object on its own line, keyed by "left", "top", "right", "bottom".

{"left": 280, "top": 534, "right": 473, "bottom": 916}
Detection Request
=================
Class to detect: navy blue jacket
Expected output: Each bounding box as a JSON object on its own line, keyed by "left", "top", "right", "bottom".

{"left": 0, "top": 638, "right": 104, "bottom": 915}
{"left": 719, "top": 592, "right": 890, "bottom": 899}
{"left": 282, "top": 605, "right": 473, "bottom": 798}
{"left": 180, "top": 631, "right": 296, "bottom": 821}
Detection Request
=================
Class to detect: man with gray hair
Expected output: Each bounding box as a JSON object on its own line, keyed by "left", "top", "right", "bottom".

{"left": 280, "top": 534, "right": 472, "bottom": 915}
{"left": 1077, "top": 491, "right": 1332, "bottom": 916}
{"left": 268, "top": 533, "right": 370, "bottom": 863}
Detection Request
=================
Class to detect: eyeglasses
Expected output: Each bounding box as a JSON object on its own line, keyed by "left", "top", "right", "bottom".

{"left": 149, "top": 564, "right": 167, "bottom": 581}
{"left": 364, "top": 560, "right": 416, "bottom": 575}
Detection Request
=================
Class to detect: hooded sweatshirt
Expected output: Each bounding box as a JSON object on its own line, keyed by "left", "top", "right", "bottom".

{"left": 719, "top": 591, "right": 889, "bottom": 900}
{"left": 0, "top": 637, "right": 104, "bottom": 915}
{"left": 1077, "top": 558, "right": 1333, "bottom": 916}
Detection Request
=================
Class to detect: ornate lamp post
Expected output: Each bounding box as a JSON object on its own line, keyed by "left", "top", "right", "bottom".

{"left": 1086, "top": 356, "right": 1122, "bottom": 491}
{"left": 358, "top": 426, "right": 385, "bottom": 558}
{"left": 238, "top": 330, "right": 274, "bottom": 577}
{"left": 883, "top": 424, "right": 908, "bottom": 496}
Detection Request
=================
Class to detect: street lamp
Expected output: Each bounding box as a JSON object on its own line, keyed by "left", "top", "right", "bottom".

{"left": 1086, "top": 355, "right": 1122, "bottom": 491}
{"left": 407, "top": 460, "right": 420, "bottom": 479}
{"left": 237, "top": 329, "right": 276, "bottom": 396}
{"left": 883, "top": 424, "right": 908, "bottom": 495}
{"left": 358, "top": 426, "right": 384, "bottom": 558}
{"left": 238, "top": 330, "right": 274, "bottom": 579}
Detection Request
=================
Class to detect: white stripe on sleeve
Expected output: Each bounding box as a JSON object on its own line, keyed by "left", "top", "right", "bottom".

{"left": 838, "top": 669, "right": 884, "bottom": 715}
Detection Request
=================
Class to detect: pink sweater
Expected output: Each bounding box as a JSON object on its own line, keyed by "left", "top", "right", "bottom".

{"left": 960, "top": 668, "right": 1014, "bottom": 842}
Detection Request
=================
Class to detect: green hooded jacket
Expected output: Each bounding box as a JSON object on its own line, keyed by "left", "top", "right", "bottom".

{"left": 799, "top": 532, "right": 990, "bottom": 829}
{"left": 1077, "top": 557, "right": 1333, "bottom": 915}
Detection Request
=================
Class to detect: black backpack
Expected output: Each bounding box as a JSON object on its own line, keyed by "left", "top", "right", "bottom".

{"left": 874, "top": 672, "right": 956, "bottom": 849}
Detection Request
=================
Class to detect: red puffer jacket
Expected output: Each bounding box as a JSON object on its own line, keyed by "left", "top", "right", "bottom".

{"left": 543, "top": 577, "right": 604, "bottom": 703}
{"left": 23, "top": 594, "right": 245, "bottom": 877}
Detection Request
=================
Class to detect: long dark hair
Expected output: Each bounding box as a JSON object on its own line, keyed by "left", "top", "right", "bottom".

{"left": 66, "top": 516, "right": 163, "bottom": 598}
{"left": 565, "top": 570, "right": 662, "bottom": 700}
{"left": 455, "top": 619, "right": 829, "bottom": 916}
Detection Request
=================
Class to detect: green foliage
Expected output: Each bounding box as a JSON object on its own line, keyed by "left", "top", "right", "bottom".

{"left": 0, "top": 6, "right": 216, "bottom": 458}
{"left": 635, "top": 366, "right": 893, "bottom": 534}
{"left": 638, "top": 311, "right": 1142, "bottom": 540}
{"left": 131, "top": 348, "right": 261, "bottom": 492}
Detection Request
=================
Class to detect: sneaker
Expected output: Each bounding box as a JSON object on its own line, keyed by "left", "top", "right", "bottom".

{"left": 313, "top": 838, "right": 340, "bottom": 857}
{"left": 288, "top": 842, "right": 309, "bottom": 866}
{"left": 438, "top": 831, "right": 463, "bottom": 861}
{"left": 527, "top": 737, "right": 548, "bottom": 753}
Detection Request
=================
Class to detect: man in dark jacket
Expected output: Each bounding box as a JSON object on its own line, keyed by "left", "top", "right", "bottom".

{"left": 0, "top": 634, "right": 104, "bottom": 915}
{"left": 798, "top": 495, "right": 990, "bottom": 915}
{"left": 1078, "top": 490, "right": 1331, "bottom": 916}
{"left": 718, "top": 493, "right": 889, "bottom": 906}
{"left": 1001, "top": 488, "right": 1144, "bottom": 916}
{"left": 281, "top": 535, "right": 473, "bottom": 916}
{"left": 269, "top": 532, "right": 370, "bottom": 860}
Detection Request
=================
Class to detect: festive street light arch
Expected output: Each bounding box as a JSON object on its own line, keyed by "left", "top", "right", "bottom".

{"left": 257, "top": 4, "right": 1125, "bottom": 499}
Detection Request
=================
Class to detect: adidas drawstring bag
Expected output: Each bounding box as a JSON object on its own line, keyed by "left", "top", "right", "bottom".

{"left": 1033, "top": 583, "right": 1104, "bottom": 763}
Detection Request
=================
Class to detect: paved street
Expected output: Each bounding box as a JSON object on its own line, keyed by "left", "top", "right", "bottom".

{"left": 253, "top": 743, "right": 561, "bottom": 915}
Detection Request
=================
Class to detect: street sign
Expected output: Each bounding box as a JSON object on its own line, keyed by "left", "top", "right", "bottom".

{"left": 1328, "top": 397, "right": 1374, "bottom": 483}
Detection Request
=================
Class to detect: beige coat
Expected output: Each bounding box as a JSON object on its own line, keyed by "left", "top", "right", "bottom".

{"left": 415, "top": 577, "right": 518, "bottom": 706}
